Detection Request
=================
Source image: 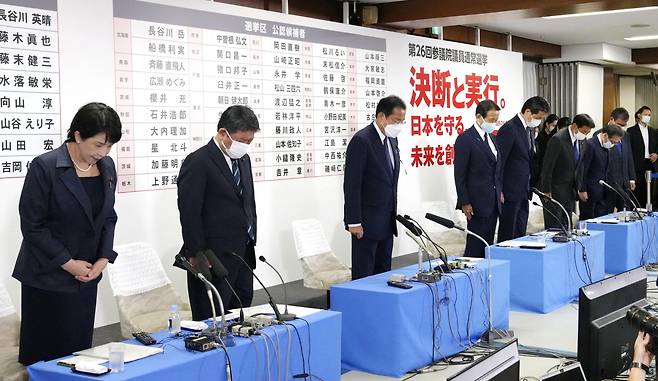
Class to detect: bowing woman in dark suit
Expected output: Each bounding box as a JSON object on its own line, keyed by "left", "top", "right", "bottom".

{"left": 13, "top": 102, "right": 122, "bottom": 365}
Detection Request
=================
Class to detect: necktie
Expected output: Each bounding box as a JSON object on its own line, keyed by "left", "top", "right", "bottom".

{"left": 232, "top": 159, "right": 254, "bottom": 241}
{"left": 484, "top": 133, "right": 494, "bottom": 157}
{"left": 383, "top": 137, "right": 394, "bottom": 173}
{"left": 573, "top": 140, "right": 580, "bottom": 162}
{"left": 231, "top": 159, "right": 242, "bottom": 193}
{"left": 526, "top": 127, "right": 535, "bottom": 154}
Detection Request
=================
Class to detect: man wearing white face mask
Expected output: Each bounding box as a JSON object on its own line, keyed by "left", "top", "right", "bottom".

{"left": 344, "top": 95, "right": 405, "bottom": 279}
{"left": 541, "top": 114, "right": 594, "bottom": 229}
{"left": 176, "top": 105, "right": 260, "bottom": 320}
{"left": 496, "top": 96, "right": 550, "bottom": 242}
{"left": 627, "top": 106, "right": 656, "bottom": 208}
{"left": 577, "top": 123, "right": 624, "bottom": 220}
{"left": 454, "top": 100, "right": 501, "bottom": 258}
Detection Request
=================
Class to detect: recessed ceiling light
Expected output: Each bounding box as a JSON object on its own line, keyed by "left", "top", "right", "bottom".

{"left": 542, "top": 6, "right": 658, "bottom": 19}
{"left": 624, "top": 35, "right": 658, "bottom": 41}
{"left": 630, "top": 24, "right": 651, "bottom": 28}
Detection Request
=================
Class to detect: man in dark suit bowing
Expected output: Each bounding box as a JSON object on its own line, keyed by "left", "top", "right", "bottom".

{"left": 496, "top": 96, "right": 550, "bottom": 241}
{"left": 576, "top": 123, "right": 625, "bottom": 220}
{"left": 177, "top": 105, "right": 259, "bottom": 320}
{"left": 627, "top": 106, "right": 656, "bottom": 208}
{"left": 606, "top": 107, "right": 636, "bottom": 213}
{"left": 541, "top": 114, "right": 594, "bottom": 230}
{"left": 454, "top": 100, "right": 502, "bottom": 258}
{"left": 344, "top": 95, "right": 404, "bottom": 280}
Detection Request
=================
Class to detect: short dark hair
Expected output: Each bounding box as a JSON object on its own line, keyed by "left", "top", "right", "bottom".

{"left": 610, "top": 107, "right": 629, "bottom": 122}
{"left": 217, "top": 105, "right": 260, "bottom": 133}
{"left": 572, "top": 114, "right": 595, "bottom": 129}
{"left": 475, "top": 100, "right": 500, "bottom": 119}
{"left": 556, "top": 117, "right": 571, "bottom": 129}
{"left": 635, "top": 105, "right": 652, "bottom": 121}
{"left": 376, "top": 95, "right": 406, "bottom": 118}
{"left": 542, "top": 114, "right": 558, "bottom": 128}
{"left": 603, "top": 123, "right": 624, "bottom": 139}
{"left": 521, "top": 96, "right": 550, "bottom": 115}
{"left": 66, "top": 102, "right": 122, "bottom": 144}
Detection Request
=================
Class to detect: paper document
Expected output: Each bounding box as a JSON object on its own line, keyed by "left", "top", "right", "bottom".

{"left": 497, "top": 241, "right": 546, "bottom": 249}
{"left": 74, "top": 343, "right": 162, "bottom": 362}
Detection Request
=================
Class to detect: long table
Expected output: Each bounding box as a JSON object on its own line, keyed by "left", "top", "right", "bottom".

{"left": 28, "top": 308, "right": 341, "bottom": 381}
{"left": 586, "top": 213, "right": 658, "bottom": 274}
{"left": 330, "top": 258, "right": 510, "bottom": 378}
{"left": 489, "top": 231, "right": 605, "bottom": 313}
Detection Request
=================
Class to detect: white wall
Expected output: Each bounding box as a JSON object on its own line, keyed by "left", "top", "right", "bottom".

{"left": 619, "top": 76, "right": 636, "bottom": 117}
{"left": 0, "top": 0, "right": 523, "bottom": 328}
{"left": 576, "top": 63, "right": 604, "bottom": 128}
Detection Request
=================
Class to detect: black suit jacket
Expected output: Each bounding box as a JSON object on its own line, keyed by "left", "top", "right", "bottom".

{"left": 343, "top": 123, "right": 400, "bottom": 241}
{"left": 604, "top": 133, "right": 635, "bottom": 189}
{"left": 177, "top": 139, "right": 257, "bottom": 269}
{"left": 541, "top": 127, "right": 582, "bottom": 200}
{"left": 497, "top": 114, "right": 533, "bottom": 202}
{"left": 13, "top": 144, "right": 118, "bottom": 292}
{"left": 454, "top": 125, "right": 501, "bottom": 217}
{"left": 576, "top": 136, "right": 610, "bottom": 203}
{"left": 627, "top": 123, "right": 657, "bottom": 175}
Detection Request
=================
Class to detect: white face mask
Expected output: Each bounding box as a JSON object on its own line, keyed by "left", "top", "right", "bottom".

{"left": 528, "top": 118, "right": 542, "bottom": 128}
{"left": 222, "top": 131, "right": 250, "bottom": 159}
{"left": 642, "top": 115, "right": 652, "bottom": 125}
{"left": 479, "top": 120, "right": 496, "bottom": 134}
{"left": 602, "top": 140, "right": 615, "bottom": 149}
{"left": 575, "top": 131, "right": 587, "bottom": 141}
{"left": 384, "top": 123, "right": 404, "bottom": 138}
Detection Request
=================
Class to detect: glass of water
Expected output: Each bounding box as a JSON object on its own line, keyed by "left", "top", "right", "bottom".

{"left": 109, "top": 342, "right": 125, "bottom": 373}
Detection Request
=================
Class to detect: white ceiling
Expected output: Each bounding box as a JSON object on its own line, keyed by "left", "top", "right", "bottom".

{"left": 386, "top": 6, "right": 658, "bottom": 49}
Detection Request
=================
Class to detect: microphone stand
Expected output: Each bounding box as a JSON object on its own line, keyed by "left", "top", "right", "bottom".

{"left": 404, "top": 215, "right": 451, "bottom": 273}
{"left": 531, "top": 201, "right": 570, "bottom": 241}
{"left": 532, "top": 188, "right": 571, "bottom": 237}
{"left": 259, "top": 257, "right": 296, "bottom": 321}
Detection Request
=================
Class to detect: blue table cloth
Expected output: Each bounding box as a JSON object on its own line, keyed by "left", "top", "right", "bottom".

{"left": 586, "top": 213, "right": 658, "bottom": 274}
{"left": 490, "top": 231, "right": 605, "bottom": 313}
{"left": 28, "top": 310, "right": 341, "bottom": 381}
{"left": 330, "top": 259, "right": 510, "bottom": 378}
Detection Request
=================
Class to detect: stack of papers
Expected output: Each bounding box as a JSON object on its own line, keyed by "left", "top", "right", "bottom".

{"left": 74, "top": 343, "right": 162, "bottom": 363}
{"left": 497, "top": 241, "right": 546, "bottom": 249}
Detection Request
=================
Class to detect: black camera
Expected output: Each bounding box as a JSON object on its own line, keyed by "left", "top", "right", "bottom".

{"left": 626, "top": 305, "right": 658, "bottom": 354}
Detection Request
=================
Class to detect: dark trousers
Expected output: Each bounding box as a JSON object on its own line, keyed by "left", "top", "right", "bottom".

{"left": 19, "top": 284, "right": 97, "bottom": 366}
{"left": 543, "top": 190, "right": 574, "bottom": 231}
{"left": 187, "top": 244, "right": 255, "bottom": 321}
{"left": 351, "top": 235, "right": 393, "bottom": 280}
{"left": 497, "top": 198, "right": 529, "bottom": 242}
{"left": 579, "top": 197, "right": 609, "bottom": 220}
{"left": 464, "top": 212, "right": 498, "bottom": 258}
{"left": 606, "top": 187, "right": 628, "bottom": 213}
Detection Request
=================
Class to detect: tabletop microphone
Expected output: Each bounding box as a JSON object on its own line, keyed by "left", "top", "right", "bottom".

{"left": 230, "top": 252, "right": 290, "bottom": 322}
{"left": 203, "top": 250, "right": 244, "bottom": 323}
{"left": 258, "top": 256, "right": 295, "bottom": 321}
{"left": 396, "top": 214, "right": 422, "bottom": 236}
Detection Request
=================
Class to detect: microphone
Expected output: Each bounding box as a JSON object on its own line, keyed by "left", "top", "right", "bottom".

{"left": 258, "top": 256, "right": 295, "bottom": 321}
{"left": 202, "top": 250, "right": 229, "bottom": 279}
{"left": 396, "top": 214, "right": 422, "bottom": 236}
{"left": 532, "top": 187, "right": 572, "bottom": 234}
{"left": 424, "top": 212, "right": 497, "bottom": 343}
{"left": 402, "top": 214, "right": 450, "bottom": 273}
{"left": 425, "top": 213, "right": 462, "bottom": 231}
{"left": 531, "top": 201, "right": 570, "bottom": 239}
{"left": 229, "top": 252, "right": 289, "bottom": 322}
{"left": 599, "top": 180, "right": 641, "bottom": 220}
{"left": 174, "top": 253, "right": 225, "bottom": 333}
{"left": 203, "top": 250, "right": 244, "bottom": 323}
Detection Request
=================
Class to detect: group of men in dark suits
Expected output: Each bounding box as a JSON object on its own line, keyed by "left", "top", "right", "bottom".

{"left": 452, "top": 99, "right": 656, "bottom": 259}
{"left": 453, "top": 96, "right": 552, "bottom": 258}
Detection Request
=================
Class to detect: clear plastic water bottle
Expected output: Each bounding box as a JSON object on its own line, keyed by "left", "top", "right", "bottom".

{"left": 108, "top": 342, "right": 125, "bottom": 373}
{"left": 168, "top": 304, "right": 181, "bottom": 335}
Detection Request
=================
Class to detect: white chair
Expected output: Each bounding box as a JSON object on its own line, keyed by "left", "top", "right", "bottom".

{"left": 292, "top": 219, "right": 351, "bottom": 290}
{"left": 0, "top": 282, "right": 26, "bottom": 381}
{"left": 107, "top": 243, "right": 192, "bottom": 338}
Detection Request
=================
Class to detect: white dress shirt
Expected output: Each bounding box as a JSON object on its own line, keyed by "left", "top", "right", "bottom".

{"left": 213, "top": 136, "right": 233, "bottom": 169}
{"left": 640, "top": 123, "right": 650, "bottom": 159}
{"left": 474, "top": 123, "right": 497, "bottom": 158}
